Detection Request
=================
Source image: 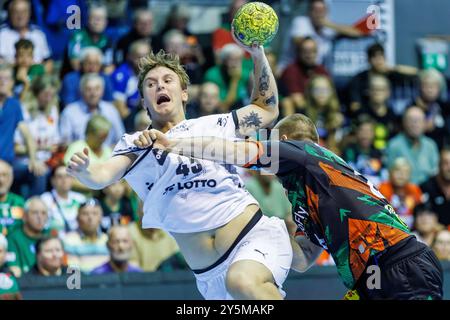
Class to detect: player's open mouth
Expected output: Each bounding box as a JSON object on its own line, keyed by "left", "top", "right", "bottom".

{"left": 157, "top": 94, "right": 171, "bottom": 105}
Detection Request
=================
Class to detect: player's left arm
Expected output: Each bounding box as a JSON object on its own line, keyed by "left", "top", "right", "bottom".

{"left": 232, "top": 28, "right": 279, "bottom": 137}
{"left": 290, "top": 235, "right": 324, "bottom": 273}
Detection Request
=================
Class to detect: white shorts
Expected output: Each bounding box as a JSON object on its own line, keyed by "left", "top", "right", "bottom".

{"left": 193, "top": 213, "right": 293, "bottom": 300}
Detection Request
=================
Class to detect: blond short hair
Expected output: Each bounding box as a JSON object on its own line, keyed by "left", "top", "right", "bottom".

{"left": 138, "top": 49, "right": 190, "bottom": 97}
{"left": 274, "top": 114, "right": 319, "bottom": 143}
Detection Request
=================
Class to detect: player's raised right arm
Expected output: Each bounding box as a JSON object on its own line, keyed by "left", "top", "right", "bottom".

{"left": 66, "top": 147, "right": 136, "bottom": 190}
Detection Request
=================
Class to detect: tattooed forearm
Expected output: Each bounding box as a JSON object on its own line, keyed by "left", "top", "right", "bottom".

{"left": 239, "top": 111, "right": 263, "bottom": 129}
{"left": 258, "top": 65, "right": 270, "bottom": 96}
{"left": 264, "top": 94, "right": 277, "bottom": 108}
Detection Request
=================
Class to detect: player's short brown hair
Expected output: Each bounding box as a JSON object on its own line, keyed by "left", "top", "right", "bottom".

{"left": 274, "top": 114, "right": 319, "bottom": 143}
{"left": 137, "top": 49, "right": 190, "bottom": 97}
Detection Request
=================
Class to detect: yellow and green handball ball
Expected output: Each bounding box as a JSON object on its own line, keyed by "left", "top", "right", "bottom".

{"left": 232, "top": 2, "right": 279, "bottom": 47}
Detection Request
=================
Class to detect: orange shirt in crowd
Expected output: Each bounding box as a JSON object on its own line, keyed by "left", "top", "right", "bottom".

{"left": 378, "top": 181, "right": 422, "bottom": 228}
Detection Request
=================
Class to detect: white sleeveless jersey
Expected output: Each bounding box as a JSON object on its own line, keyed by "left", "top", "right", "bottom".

{"left": 112, "top": 112, "right": 258, "bottom": 233}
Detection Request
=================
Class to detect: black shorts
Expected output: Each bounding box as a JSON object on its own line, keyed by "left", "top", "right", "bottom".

{"left": 354, "top": 236, "right": 444, "bottom": 300}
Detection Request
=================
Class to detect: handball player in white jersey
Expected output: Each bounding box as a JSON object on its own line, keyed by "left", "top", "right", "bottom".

{"left": 66, "top": 34, "right": 292, "bottom": 299}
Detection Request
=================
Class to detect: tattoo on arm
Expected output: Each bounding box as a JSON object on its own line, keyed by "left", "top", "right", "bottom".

{"left": 258, "top": 65, "right": 269, "bottom": 96}
{"left": 264, "top": 94, "right": 277, "bottom": 108}
{"left": 239, "top": 111, "right": 263, "bottom": 129}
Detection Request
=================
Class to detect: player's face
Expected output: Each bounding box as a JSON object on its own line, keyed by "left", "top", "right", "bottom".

{"left": 141, "top": 66, "right": 188, "bottom": 121}
{"left": 439, "top": 151, "right": 450, "bottom": 182}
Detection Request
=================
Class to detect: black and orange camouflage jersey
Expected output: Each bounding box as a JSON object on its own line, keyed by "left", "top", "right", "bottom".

{"left": 246, "top": 140, "right": 411, "bottom": 289}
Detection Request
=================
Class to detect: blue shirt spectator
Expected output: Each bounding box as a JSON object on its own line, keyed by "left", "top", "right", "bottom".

{"left": 386, "top": 107, "right": 439, "bottom": 185}
{"left": 111, "top": 62, "right": 139, "bottom": 112}
{"left": 0, "top": 97, "right": 23, "bottom": 164}
{"left": 60, "top": 99, "right": 124, "bottom": 148}
{"left": 60, "top": 46, "right": 113, "bottom": 107}
{"left": 60, "top": 71, "right": 114, "bottom": 106}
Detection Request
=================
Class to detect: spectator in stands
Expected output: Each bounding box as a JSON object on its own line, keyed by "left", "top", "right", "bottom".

{"left": 12, "top": 39, "right": 45, "bottom": 99}
{"left": 111, "top": 40, "right": 151, "bottom": 130}
{"left": 280, "top": 37, "right": 329, "bottom": 116}
{"left": 432, "top": 230, "right": 450, "bottom": 261}
{"left": 0, "top": 234, "right": 21, "bottom": 300}
{"left": 60, "top": 47, "right": 114, "bottom": 107}
{"left": 41, "top": 165, "right": 86, "bottom": 235}
{"left": 342, "top": 115, "right": 384, "bottom": 186}
{"left": 63, "top": 198, "right": 109, "bottom": 273}
{"left": 303, "top": 75, "right": 343, "bottom": 153}
{"left": 64, "top": 115, "right": 113, "bottom": 195}
{"left": 186, "top": 82, "right": 221, "bottom": 119}
{"left": 128, "top": 220, "right": 181, "bottom": 272}
{"left": 386, "top": 106, "right": 439, "bottom": 185}
{"left": 412, "top": 204, "right": 442, "bottom": 247}
{"left": 163, "top": 29, "right": 204, "bottom": 87}
{"left": 212, "top": 0, "right": 248, "bottom": 53}
{"left": 114, "top": 8, "right": 154, "bottom": 65}
{"left": 358, "top": 74, "right": 401, "bottom": 150}
{"left": 420, "top": 148, "right": 450, "bottom": 226}
{"left": 13, "top": 75, "right": 61, "bottom": 198}
{"left": 60, "top": 73, "right": 124, "bottom": 147}
{"left": 409, "top": 69, "right": 450, "bottom": 148}
{"left": 133, "top": 109, "right": 152, "bottom": 132}
{"left": 27, "top": 236, "right": 67, "bottom": 276}
{"left": 91, "top": 225, "right": 141, "bottom": 274}
{"left": 0, "top": 64, "right": 44, "bottom": 197}
{"left": 278, "top": 0, "right": 363, "bottom": 73}
{"left": 0, "top": 0, "right": 52, "bottom": 70}
{"left": 67, "top": 3, "right": 114, "bottom": 73}
{"left": 348, "top": 43, "right": 417, "bottom": 115}
{"left": 99, "top": 181, "right": 134, "bottom": 232}
{"left": 7, "top": 197, "right": 53, "bottom": 277}
{"left": 0, "top": 160, "right": 24, "bottom": 236}
{"left": 204, "top": 43, "right": 250, "bottom": 111}
{"left": 379, "top": 158, "right": 422, "bottom": 229}
{"left": 157, "top": 3, "right": 194, "bottom": 41}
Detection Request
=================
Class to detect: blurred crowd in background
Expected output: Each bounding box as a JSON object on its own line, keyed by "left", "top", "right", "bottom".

{"left": 0, "top": 0, "right": 450, "bottom": 299}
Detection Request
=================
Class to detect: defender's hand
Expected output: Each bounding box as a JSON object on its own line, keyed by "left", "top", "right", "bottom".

{"left": 133, "top": 129, "right": 170, "bottom": 150}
